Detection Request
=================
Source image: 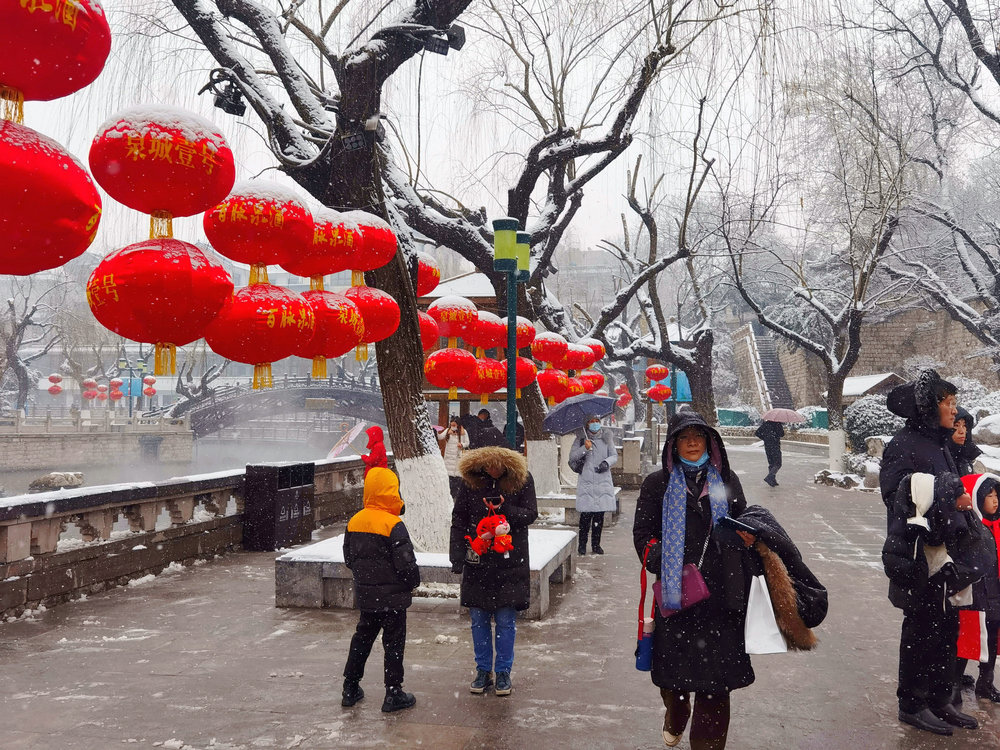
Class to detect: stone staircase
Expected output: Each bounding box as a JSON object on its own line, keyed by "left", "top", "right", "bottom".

{"left": 753, "top": 333, "right": 796, "bottom": 410}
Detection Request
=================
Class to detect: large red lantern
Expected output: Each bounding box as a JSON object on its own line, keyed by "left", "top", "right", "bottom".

{"left": 109, "top": 389, "right": 123, "bottom": 402}
{"left": 558, "top": 343, "right": 596, "bottom": 373}
{"left": 418, "top": 312, "right": 439, "bottom": 352}
{"left": 614, "top": 382, "right": 629, "bottom": 395}
{"left": 578, "top": 369, "right": 605, "bottom": 393}
{"left": 616, "top": 393, "right": 632, "bottom": 408}
{"left": 143, "top": 387, "right": 157, "bottom": 397}
{"left": 505, "top": 316, "right": 536, "bottom": 351}
{"left": 1, "top": 121, "right": 101, "bottom": 275}
{"left": 97, "top": 391, "right": 108, "bottom": 402}
{"left": 281, "top": 206, "right": 358, "bottom": 285}
{"left": 2, "top": 0, "right": 112, "bottom": 105}
{"left": 465, "top": 357, "right": 506, "bottom": 405}
{"left": 531, "top": 332, "right": 569, "bottom": 368}
{"left": 82, "top": 389, "right": 98, "bottom": 401}
{"left": 464, "top": 310, "right": 506, "bottom": 357}
{"left": 108, "top": 378, "right": 123, "bottom": 389}
{"left": 502, "top": 356, "right": 537, "bottom": 398}
{"left": 343, "top": 210, "right": 397, "bottom": 285}
{"left": 537, "top": 368, "right": 569, "bottom": 406}
{"left": 425, "top": 347, "right": 477, "bottom": 399}
{"left": 142, "top": 375, "right": 156, "bottom": 386}
{"left": 47, "top": 384, "right": 62, "bottom": 396}
{"left": 415, "top": 251, "right": 441, "bottom": 296}
{"left": 87, "top": 238, "right": 234, "bottom": 375}
{"left": 579, "top": 337, "right": 606, "bottom": 362}
{"left": 427, "top": 295, "right": 478, "bottom": 346}
{"left": 204, "top": 284, "right": 315, "bottom": 389}
{"left": 48, "top": 374, "right": 62, "bottom": 384}
{"left": 565, "top": 377, "right": 586, "bottom": 399}
{"left": 82, "top": 378, "right": 98, "bottom": 389}
{"left": 204, "top": 182, "right": 313, "bottom": 284}
{"left": 344, "top": 285, "right": 400, "bottom": 361}
{"left": 89, "top": 105, "right": 236, "bottom": 235}
{"left": 296, "top": 290, "right": 364, "bottom": 378}
{"left": 646, "top": 364, "right": 670, "bottom": 382}
{"left": 647, "top": 384, "right": 672, "bottom": 404}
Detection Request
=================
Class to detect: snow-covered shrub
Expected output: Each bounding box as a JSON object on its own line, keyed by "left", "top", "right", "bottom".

{"left": 843, "top": 451, "right": 869, "bottom": 476}
{"left": 844, "top": 395, "right": 905, "bottom": 452}
{"left": 967, "top": 391, "right": 1000, "bottom": 420}
{"left": 952, "top": 376, "right": 988, "bottom": 408}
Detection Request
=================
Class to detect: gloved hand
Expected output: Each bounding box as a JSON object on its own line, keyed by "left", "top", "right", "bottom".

{"left": 451, "top": 562, "right": 463, "bottom": 574}
{"left": 594, "top": 461, "right": 609, "bottom": 474}
{"left": 644, "top": 542, "right": 661, "bottom": 574}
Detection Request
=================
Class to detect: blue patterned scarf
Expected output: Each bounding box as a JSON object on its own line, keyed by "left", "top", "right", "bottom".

{"left": 660, "top": 459, "right": 729, "bottom": 611}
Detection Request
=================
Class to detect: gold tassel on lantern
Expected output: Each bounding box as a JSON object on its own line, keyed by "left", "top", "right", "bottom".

{"left": 449, "top": 386, "right": 458, "bottom": 400}
{"left": 351, "top": 270, "right": 364, "bottom": 286}
{"left": 154, "top": 343, "right": 177, "bottom": 375}
{"left": 355, "top": 343, "right": 369, "bottom": 361}
{"left": 253, "top": 363, "right": 274, "bottom": 389}
{"left": 309, "top": 276, "right": 325, "bottom": 291}
{"left": 1, "top": 86, "right": 24, "bottom": 124}
{"left": 149, "top": 210, "right": 173, "bottom": 239}
{"left": 312, "top": 356, "right": 327, "bottom": 379}
{"left": 249, "top": 263, "right": 269, "bottom": 285}
{"left": 548, "top": 397, "right": 555, "bottom": 406}
{"left": 517, "top": 388, "right": 522, "bottom": 398}
{"left": 480, "top": 394, "right": 488, "bottom": 405}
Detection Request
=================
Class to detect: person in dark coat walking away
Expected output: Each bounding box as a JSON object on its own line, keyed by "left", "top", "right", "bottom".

{"left": 958, "top": 473, "right": 1000, "bottom": 703}
{"left": 569, "top": 416, "right": 618, "bottom": 555}
{"left": 633, "top": 410, "right": 754, "bottom": 749}
{"left": 361, "top": 425, "right": 388, "bottom": 476}
{"left": 450, "top": 438, "right": 538, "bottom": 697}
{"left": 950, "top": 407, "right": 982, "bottom": 476}
{"left": 462, "top": 409, "right": 509, "bottom": 450}
{"left": 341, "top": 467, "right": 420, "bottom": 712}
{"left": 754, "top": 420, "right": 784, "bottom": 486}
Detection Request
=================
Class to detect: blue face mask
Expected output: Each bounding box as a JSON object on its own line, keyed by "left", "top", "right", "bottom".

{"left": 587, "top": 422, "right": 601, "bottom": 434}
{"left": 679, "top": 451, "right": 709, "bottom": 468}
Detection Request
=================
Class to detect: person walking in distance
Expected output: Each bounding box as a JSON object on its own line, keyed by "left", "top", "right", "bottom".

{"left": 569, "top": 416, "right": 618, "bottom": 555}
{"left": 754, "top": 419, "right": 784, "bottom": 487}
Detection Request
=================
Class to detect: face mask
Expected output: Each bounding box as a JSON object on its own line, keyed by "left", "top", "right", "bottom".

{"left": 587, "top": 422, "right": 601, "bottom": 434}
{"left": 679, "top": 451, "right": 709, "bottom": 468}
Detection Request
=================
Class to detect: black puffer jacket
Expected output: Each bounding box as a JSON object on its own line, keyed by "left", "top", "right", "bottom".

{"left": 343, "top": 467, "right": 420, "bottom": 611}
{"left": 449, "top": 446, "right": 538, "bottom": 611}
{"left": 754, "top": 421, "right": 784, "bottom": 465}
{"left": 949, "top": 407, "right": 983, "bottom": 476}
{"left": 633, "top": 410, "right": 754, "bottom": 693}
{"left": 880, "top": 369, "right": 959, "bottom": 509}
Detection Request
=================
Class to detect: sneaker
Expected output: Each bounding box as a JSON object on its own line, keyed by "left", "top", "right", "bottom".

{"left": 495, "top": 671, "right": 512, "bottom": 696}
{"left": 470, "top": 668, "right": 493, "bottom": 694}
{"left": 341, "top": 680, "right": 364, "bottom": 707}
{"left": 592, "top": 545, "right": 605, "bottom": 555}
{"left": 764, "top": 476, "right": 777, "bottom": 487}
{"left": 381, "top": 686, "right": 416, "bottom": 713}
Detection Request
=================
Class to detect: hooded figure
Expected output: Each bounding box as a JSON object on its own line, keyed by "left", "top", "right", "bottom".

{"left": 341, "top": 467, "right": 420, "bottom": 712}
{"left": 569, "top": 417, "right": 618, "bottom": 554}
{"left": 950, "top": 408, "right": 983, "bottom": 477}
{"left": 362, "top": 425, "right": 388, "bottom": 476}
{"left": 754, "top": 420, "right": 784, "bottom": 486}
{"left": 632, "top": 410, "right": 753, "bottom": 749}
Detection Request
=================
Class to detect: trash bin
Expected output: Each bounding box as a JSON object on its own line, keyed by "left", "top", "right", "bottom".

{"left": 242, "top": 463, "right": 315, "bottom": 551}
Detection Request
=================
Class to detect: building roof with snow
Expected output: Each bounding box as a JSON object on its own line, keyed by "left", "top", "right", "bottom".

{"left": 823, "top": 372, "right": 905, "bottom": 402}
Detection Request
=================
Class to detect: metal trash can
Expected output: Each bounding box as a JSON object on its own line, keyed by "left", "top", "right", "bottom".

{"left": 242, "top": 463, "right": 315, "bottom": 551}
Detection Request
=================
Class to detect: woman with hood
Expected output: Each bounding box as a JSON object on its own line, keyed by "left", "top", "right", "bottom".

{"left": 632, "top": 410, "right": 753, "bottom": 749}
{"left": 449, "top": 435, "right": 538, "bottom": 697}
{"left": 950, "top": 407, "right": 982, "bottom": 476}
{"left": 362, "top": 425, "right": 388, "bottom": 477}
{"left": 568, "top": 416, "right": 618, "bottom": 555}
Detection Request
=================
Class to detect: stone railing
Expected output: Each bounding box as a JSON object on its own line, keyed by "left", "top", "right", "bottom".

{"left": 0, "top": 456, "right": 368, "bottom": 618}
{"left": 0, "top": 412, "right": 191, "bottom": 434}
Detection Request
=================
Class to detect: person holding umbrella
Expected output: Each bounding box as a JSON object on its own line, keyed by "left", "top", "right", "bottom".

{"left": 755, "top": 409, "right": 805, "bottom": 487}
{"left": 568, "top": 416, "right": 618, "bottom": 555}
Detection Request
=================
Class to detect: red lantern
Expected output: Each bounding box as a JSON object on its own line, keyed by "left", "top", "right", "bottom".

{"left": 109, "top": 389, "right": 123, "bottom": 401}
{"left": 343, "top": 210, "right": 397, "bottom": 285}
{"left": 142, "top": 375, "right": 156, "bottom": 386}
{"left": 646, "top": 364, "right": 669, "bottom": 382}
{"left": 427, "top": 295, "right": 478, "bottom": 346}
{"left": 204, "top": 182, "right": 313, "bottom": 284}
{"left": 504, "top": 316, "right": 536, "bottom": 351}
{"left": 344, "top": 285, "right": 400, "bottom": 361}
{"left": 537, "top": 368, "right": 569, "bottom": 405}
{"left": 48, "top": 374, "right": 62, "bottom": 384}
{"left": 558, "top": 343, "right": 596, "bottom": 373}
{"left": 82, "top": 389, "right": 98, "bottom": 401}
{"left": 616, "top": 394, "right": 632, "bottom": 408}
{"left": 2, "top": 0, "right": 111, "bottom": 103}
{"left": 415, "top": 251, "right": 441, "bottom": 296}
{"left": 579, "top": 337, "right": 606, "bottom": 362}
{"left": 502, "top": 356, "right": 537, "bottom": 398}
{"left": 87, "top": 238, "right": 234, "bottom": 375}
{"left": 47, "top": 384, "right": 62, "bottom": 396}
{"left": 566, "top": 377, "right": 586, "bottom": 399}
{"left": 96, "top": 384, "right": 108, "bottom": 393}
{"left": 96, "top": 391, "right": 108, "bottom": 401}
{"left": 296, "top": 290, "right": 365, "bottom": 378}
{"left": 82, "top": 378, "right": 98, "bottom": 389}
{"left": 465, "top": 357, "right": 506, "bottom": 405}
{"left": 464, "top": 310, "right": 506, "bottom": 357}
{"left": 614, "top": 382, "right": 629, "bottom": 395}
{"left": 143, "top": 387, "right": 156, "bottom": 397}
{"left": 425, "top": 347, "right": 477, "bottom": 400}
{"left": 418, "top": 312, "right": 440, "bottom": 352}
{"left": 647, "top": 384, "right": 672, "bottom": 404}
{"left": 109, "top": 378, "right": 123, "bottom": 388}
{"left": 578, "top": 369, "right": 605, "bottom": 393}
{"left": 1, "top": 121, "right": 101, "bottom": 275}
{"left": 280, "top": 206, "right": 359, "bottom": 285}
{"left": 204, "top": 284, "right": 315, "bottom": 389}
{"left": 89, "top": 105, "right": 236, "bottom": 233}
{"left": 531, "top": 332, "right": 569, "bottom": 368}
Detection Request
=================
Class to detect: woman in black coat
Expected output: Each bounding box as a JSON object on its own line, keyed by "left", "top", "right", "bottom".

{"left": 950, "top": 407, "right": 982, "bottom": 477}
{"left": 633, "top": 410, "right": 753, "bottom": 749}
{"left": 754, "top": 420, "right": 784, "bottom": 486}
{"left": 449, "top": 442, "right": 538, "bottom": 697}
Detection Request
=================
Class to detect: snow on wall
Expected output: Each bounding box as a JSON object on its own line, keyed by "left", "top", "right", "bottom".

{"left": 395, "top": 452, "right": 451, "bottom": 553}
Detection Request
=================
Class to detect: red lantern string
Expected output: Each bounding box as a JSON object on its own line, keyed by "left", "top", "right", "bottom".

{"left": 296, "top": 290, "right": 365, "bottom": 379}
{"left": 531, "top": 332, "right": 569, "bottom": 369}
{"left": 425, "top": 347, "right": 477, "bottom": 400}
{"left": 415, "top": 251, "right": 441, "bottom": 296}
{"left": 537, "top": 368, "right": 569, "bottom": 406}
{"left": 427, "top": 295, "right": 478, "bottom": 349}
{"left": 646, "top": 364, "right": 670, "bottom": 382}
{"left": 464, "top": 310, "right": 505, "bottom": 358}
{"left": 281, "top": 206, "right": 357, "bottom": 291}
{"left": 466, "top": 357, "right": 506, "bottom": 405}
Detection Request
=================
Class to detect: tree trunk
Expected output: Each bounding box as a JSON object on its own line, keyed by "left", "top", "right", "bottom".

{"left": 825, "top": 371, "right": 847, "bottom": 472}
{"left": 686, "top": 331, "right": 717, "bottom": 425}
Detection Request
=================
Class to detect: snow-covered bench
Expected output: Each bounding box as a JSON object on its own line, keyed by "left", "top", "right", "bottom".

{"left": 275, "top": 528, "right": 576, "bottom": 620}
{"left": 536, "top": 486, "right": 621, "bottom": 526}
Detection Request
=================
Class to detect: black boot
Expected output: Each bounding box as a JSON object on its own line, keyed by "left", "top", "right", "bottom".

{"left": 931, "top": 703, "right": 978, "bottom": 729}
{"left": 898, "top": 708, "right": 953, "bottom": 735}
{"left": 976, "top": 668, "right": 1000, "bottom": 702}
{"left": 591, "top": 516, "right": 604, "bottom": 555}
{"left": 341, "top": 679, "right": 364, "bottom": 707}
{"left": 578, "top": 514, "right": 589, "bottom": 555}
{"left": 381, "top": 685, "right": 416, "bottom": 713}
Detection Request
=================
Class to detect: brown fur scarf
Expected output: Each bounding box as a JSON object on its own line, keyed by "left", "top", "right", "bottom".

{"left": 756, "top": 541, "right": 819, "bottom": 651}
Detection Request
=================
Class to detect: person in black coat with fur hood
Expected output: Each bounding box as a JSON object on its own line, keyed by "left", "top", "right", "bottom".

{"left": 633, "top": 410, "right": 754, "bottom": 749}
{"left": 449, "top": 437, "right": 538, "bottom": 697}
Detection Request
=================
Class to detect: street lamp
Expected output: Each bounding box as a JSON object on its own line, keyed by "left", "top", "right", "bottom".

{"left": 492, "top": 218, "right": 529, "bottom": 448}
{"left": 118, "top": 355, "right": 146, "bottom": 420}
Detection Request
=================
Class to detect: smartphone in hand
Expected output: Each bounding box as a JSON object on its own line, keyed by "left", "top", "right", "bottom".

{"left": 717, "top": 515, "right": 756, "bottom": 534}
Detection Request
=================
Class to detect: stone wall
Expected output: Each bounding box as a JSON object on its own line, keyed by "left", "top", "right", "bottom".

{"left": 775, "top": 344, "right": 828, "bottom": 409}
{"left": 0, "top": 432, "right": 194, "bottom": 470}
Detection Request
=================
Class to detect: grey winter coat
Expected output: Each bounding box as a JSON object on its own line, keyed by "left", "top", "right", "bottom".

{"left": 569, "top": 427, "right": 618, "bottom": 512}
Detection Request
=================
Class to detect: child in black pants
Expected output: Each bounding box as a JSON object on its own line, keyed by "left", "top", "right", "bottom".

{"left": 342, "top": 467, "right": 421, "bottom": 712}
{"left": 962, "top": 473, "right": 1000, "bottom": 702}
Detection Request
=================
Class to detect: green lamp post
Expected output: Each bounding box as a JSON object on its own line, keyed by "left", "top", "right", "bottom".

{"left": 493, "top": 218, "right": 529, "bottom": 448}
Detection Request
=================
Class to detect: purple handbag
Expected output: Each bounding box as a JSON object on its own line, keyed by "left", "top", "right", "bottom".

{"left": 653, "top": 530, "right": 711, "bottom": 618}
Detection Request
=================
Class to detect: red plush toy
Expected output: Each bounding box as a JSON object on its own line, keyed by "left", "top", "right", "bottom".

{"left": 466, "top": 514, "right": 514, "bottom": 556}
{"left": 491, "top": 516, "right": 513, "bottom": 554}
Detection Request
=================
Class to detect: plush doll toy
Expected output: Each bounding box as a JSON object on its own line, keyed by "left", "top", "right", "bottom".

{"left": 491, "top": 516, "right": 513, "bottom": 553}
{"left": 466, "top": 515, "right": 514, "bottom": 556}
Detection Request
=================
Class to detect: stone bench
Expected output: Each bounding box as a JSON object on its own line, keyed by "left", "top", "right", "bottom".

{"left": 275, "top": 528, "right": 576, "bottom": 620}
{"left": 536, "top": 486, "right": 622, "bottom": 526}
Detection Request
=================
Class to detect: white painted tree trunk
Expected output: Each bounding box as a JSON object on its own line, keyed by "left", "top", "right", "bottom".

{"left": 394, "top": 452, "right": 451, "bottom": 553}
{"left": 527, "top": 439, "right": 560, "bottom": 496}
{"left": 558, "top": 433, "right": 578, "bottom": 489}
{"left": 828, "top": 429, "right": 846, "bottom": 472}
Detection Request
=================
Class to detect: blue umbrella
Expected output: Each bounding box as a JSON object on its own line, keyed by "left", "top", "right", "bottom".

{"left": 542, "top": 393, "right": 616, "bottom": 435}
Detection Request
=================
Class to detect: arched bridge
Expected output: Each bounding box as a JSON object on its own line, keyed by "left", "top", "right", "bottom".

{"left": 159, "top": 375, "right": 386, "bottom": 438}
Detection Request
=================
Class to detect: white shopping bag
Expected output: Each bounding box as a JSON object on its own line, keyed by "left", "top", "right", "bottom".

{"left": 744, "top": 574, "right": 788, "bottom": 654}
